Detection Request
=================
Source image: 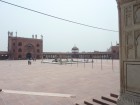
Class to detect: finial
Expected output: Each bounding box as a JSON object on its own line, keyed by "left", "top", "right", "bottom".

{"left": 35, "top": 34, "right": 37, "bottom": 39}
{"left": 41, "top": 35, "right": 43, "bottom": 40}
{"left": 16, "top": 31, "right": 17, "bottom": 37}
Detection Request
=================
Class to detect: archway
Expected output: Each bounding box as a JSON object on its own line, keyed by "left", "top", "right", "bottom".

{"left": 26, "top": 53, "right": 32, "bottom": 59}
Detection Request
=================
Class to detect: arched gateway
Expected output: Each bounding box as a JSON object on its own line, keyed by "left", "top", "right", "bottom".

{"left": 26, "top": 53, "right": 32, "bottom": 59}
{"left": 8, "top": 34, "right": 43, "bottom": 60}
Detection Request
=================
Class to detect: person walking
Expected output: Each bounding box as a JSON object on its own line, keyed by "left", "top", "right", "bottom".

{"left": 28, "top": 59, "right": 31, "bottom": 65}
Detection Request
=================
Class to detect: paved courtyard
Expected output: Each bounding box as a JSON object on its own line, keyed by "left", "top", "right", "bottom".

{"left": 0, "top": 59, "right": 120, "bottom": 105}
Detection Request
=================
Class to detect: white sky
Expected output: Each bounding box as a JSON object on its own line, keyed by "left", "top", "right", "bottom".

{"left": 0, "top": 0, "right": 119, "bottom": 52}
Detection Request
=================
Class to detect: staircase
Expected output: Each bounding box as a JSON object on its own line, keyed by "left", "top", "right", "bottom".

{"left": 75, "top": 93, "right": 118, "bottom": 105}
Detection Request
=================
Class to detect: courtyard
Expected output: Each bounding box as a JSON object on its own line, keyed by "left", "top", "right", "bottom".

{"left": 0, "top": 59, "right": 120, "bottom": 105}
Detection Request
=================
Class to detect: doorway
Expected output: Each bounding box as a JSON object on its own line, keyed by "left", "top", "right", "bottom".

{"left": 26, "top": 53, "right": 32, "bottom": 59}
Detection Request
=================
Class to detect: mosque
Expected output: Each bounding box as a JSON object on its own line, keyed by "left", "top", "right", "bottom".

{"left": 0, "top": 31, "right": 119, "bottom": 60}
{"left": 1, "top": 0, "right": 140, "bottom": 104}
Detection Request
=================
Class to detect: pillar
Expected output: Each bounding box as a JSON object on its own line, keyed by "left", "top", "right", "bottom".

{"left": 117, "top": 0, "right": 140, "bottom": 104}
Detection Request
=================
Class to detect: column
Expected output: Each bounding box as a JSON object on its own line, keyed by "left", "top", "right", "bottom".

{"left": 117, "top": 0, "right": 140, "bottom": 104}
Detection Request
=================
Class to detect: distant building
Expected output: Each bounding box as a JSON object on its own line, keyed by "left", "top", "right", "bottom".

{"left": 71, "top": 45, "right": 79, "bottom": 58}
{"left": 107, "top": 43, "right": 119, "bottom": 59}
{"left": 111, "top": 44, "right": 119, "bottom": 59}
{"left": 0, "top": 31, "right": 119, "bottom": 60}
{"left": 71, "top": 46, "right": 79, "bottom": 54}
{"left": 43, "top": 44, "right": 119, "bottom": 59}
{"left": 8, "top": 32, "right": 43, "bottom": 60}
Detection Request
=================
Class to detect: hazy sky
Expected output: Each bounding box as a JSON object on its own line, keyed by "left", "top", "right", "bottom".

{"left": 0, "top": 0, "right": 119, "bottom": 52}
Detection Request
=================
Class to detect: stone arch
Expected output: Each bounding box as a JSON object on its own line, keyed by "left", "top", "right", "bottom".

{"left": 26, "top": 53, "right": 32, "bottom": 59}
{"left": 24, "top": 43, "right": 35, "bottom": 59}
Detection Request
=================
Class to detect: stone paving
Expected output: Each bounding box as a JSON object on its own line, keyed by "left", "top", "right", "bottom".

{"left": 0, "top": 59, "right": 120, "bottom": 105}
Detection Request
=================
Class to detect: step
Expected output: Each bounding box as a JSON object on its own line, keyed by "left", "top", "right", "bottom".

{"left": 101, "top": 96, "right": 117, "bottom": 104}
{"left": 93, "top": 98, "right": 109, "bottom": 105}
{"left": 84, "top": 101, "right": 94, "bottom": 105}
{"left": 110, "top": 93, "right": 118, "bottom": 98}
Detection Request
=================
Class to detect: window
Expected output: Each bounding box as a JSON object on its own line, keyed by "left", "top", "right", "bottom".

{"left": 27, "top": 44, "right": 33, "bottom": 48}
{"left": 13, "top": 43, "right": 15, "bottom": 46}
{"left": 18, "top": 48, "right": 22, "bottom": 52}
{"left": 18, "top": 42, "right": 22, "bottom": 46}
{"left": 37, "top": 44, "right": 40, "bottom": 47}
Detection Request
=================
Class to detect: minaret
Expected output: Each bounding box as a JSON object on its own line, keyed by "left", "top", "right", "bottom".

{"left": 32, "top": 35, "right": 34, "bottom": 39}
{"left": 35, "top": 35, "right": 37, "bottom": 39}
{"left": 41, "top": 35, "right": 43, "bottom": 57}
{"left": 41, "top": 35, "right": 43, "bottom": 40}
{"left": 16, "top": 32, "right": 17, "bottom": 37}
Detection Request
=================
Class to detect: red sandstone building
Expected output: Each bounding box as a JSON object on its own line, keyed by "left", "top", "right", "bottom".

{"left": 8, "top": 32, "right": 43, "bottom": 60}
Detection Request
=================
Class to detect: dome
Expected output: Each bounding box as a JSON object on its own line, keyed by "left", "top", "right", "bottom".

{"left": 72, "top": 46, "right": 79, "bottom": 51}
{"left": 71, "top": 46, "right": 79, "bottom": 53}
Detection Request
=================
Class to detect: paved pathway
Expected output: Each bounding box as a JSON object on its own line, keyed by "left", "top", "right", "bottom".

{"left": 0, "top": 59, "right": 120, "bottom": 105}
